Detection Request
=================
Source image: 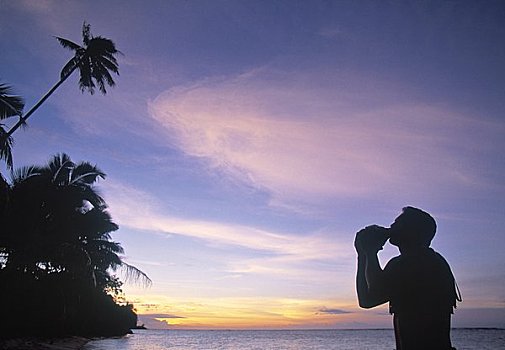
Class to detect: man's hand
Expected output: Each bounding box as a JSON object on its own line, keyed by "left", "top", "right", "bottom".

{"left": 355, "top": 226, "right": 389, "bottom": 254}
{"left": 355, "top": 226, "right": 390, "bottom": 309}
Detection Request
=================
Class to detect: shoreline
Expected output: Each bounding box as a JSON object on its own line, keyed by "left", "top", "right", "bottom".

{"left": 0, "top": 336, "right": 90, "bottom": 350}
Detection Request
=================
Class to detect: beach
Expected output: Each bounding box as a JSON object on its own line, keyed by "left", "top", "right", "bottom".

{"left": 0, "top": 337, "right": 89, "bottom": 350}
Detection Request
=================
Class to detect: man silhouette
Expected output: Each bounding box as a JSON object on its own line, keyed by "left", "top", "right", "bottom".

{"left": 355, "top": 207, "right": 460, "bottom": 350}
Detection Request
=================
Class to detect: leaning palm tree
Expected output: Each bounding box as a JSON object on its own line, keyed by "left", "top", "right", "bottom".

{"left": 6, "top": 22, "right": 121, "bottom": 139}
{"left": 0, "top": 82, "right": 24, "bottom": 168}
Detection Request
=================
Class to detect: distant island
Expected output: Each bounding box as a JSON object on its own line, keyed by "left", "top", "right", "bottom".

{"left": 132, "top": 324, "right": 147, "bottom": 330}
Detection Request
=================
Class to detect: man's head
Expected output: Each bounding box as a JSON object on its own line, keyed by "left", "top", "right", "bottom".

{"left": 389, "top": 206, "right": 437, "bottom": 249}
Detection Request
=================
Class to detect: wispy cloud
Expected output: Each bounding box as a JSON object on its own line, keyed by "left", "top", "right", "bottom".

{"left": 149, "top": 69, "right": 504, "bottom": 208}
{"left": 103, "top": 180, "right": 348, "bottom": 261}
{"left": 143, "top": 313, "right": 186, "bottom": 319}
{"left": 318, "top": 26, "right": 346, "bottom": 39}
{"left": 316, "top": 307, "right": 351, "bottom": 315}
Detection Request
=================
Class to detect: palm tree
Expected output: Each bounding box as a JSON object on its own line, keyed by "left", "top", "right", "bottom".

{"left": 0, "top": 82, "right": 24, "bottom": 168}
{"left": 5, "top": 22, "right": 121, "bottom": 139}
{"left": 3, "top": 153, "right": 150, "bottom": 287}
{"left": 1, "top": 155, "right": 149, "bottom": 336}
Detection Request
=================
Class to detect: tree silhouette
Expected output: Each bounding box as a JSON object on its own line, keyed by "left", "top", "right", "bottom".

{"left": 0, "top": 154, "right": 149, "bottom": 337}
{"left": 2, "top": 153, "right": 150, "bottom": 286}
{"left": 5, "top": 22, "right": 121, "bottom": 139}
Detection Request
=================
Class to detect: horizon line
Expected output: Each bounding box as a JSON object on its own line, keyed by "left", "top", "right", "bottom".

{"left": 134, "top": 327, "right": 505, "bottom": 331}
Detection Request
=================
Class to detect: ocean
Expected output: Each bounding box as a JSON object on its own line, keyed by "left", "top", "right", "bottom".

{"left": 83, "top": 328, "right": 505, "bottom": 349}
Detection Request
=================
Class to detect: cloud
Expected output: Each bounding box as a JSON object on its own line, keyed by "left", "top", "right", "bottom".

{"left": 16, "top": 0, "right": 54, "bottom": 13}
{"left": 141, "top": 313, "right": 186, "bottom": 319}
{"left": 316, "top": 307, "right": 351, "bottom": 315}
{"left": 149, "top": 69, "right": 504, "bottom": 208}
{"left": 318, "top": 27, "right": 346, "bottom": 39}
{"left": 126, "top": 259, "right": 165, "bottom": 267}
{"left": 102, "top": 180, "right": 356, "bottom": 289}
{"left": 103, "top": 179, "right": 349, "bottom": 262}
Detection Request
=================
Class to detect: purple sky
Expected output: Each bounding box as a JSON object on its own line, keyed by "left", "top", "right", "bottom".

{"left": 1, "top": 0, "right": 504, "bottom": 329}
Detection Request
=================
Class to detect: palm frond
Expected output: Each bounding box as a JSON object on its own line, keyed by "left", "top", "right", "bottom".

{"left": 78, "top": 61, "right": 95, "bottom": 94}
{"left": 81, "top": 186, "right": 107, "bottom": 209}
{"left": 0, "top": 126, "right": 13, "bottom": 168}
{"left": 48, "top": 153, "right": 74, "bottom": 184}
{"left": 97, "top": 56, "right": 120, "bottom": 75}
{"left": 85, "top": 240, "right": 124, "bottom": 262}
{"left": 55, "top": 37, "right": 82, "bottom": 52}
{"left": 99, "top": 240, "right": 124, "bottom": 254}
{"left": 80, "top": 208, "right": 118, "bottom": 237}
{"left": 82, "top": 22, "right": 91, "bottom": 46}
{"left": 101, "top": 50, "right": 120, "bottom": 66}
{"left": 60, "top": 57, "right": 79, "bottom": 80}
{"left": 92, "top": 66, "right": 108, "bottom": 94}
{"left": 10, "top": 165, "right": 43, "bottom": 184}
{"left": 71, "top": 161, "right": 106, "bottom": 185}
{"left": 0, "top": 83, "right": 24, "bottom": 119}
{"left": 48, "top": 153, "right": 73, "bottom": 170}
{"left": 88, "top": 36, "right": 121, "bottom": 57}
{"left": 119, "top": 261, "right": 152, "bottom": 287}
{"left": 93, "top": 64, "right": 115, "bottom": 94}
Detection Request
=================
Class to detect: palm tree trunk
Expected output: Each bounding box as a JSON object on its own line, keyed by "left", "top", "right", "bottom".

{"left": 6, "top": 64, "right": 78, "bottom": 138}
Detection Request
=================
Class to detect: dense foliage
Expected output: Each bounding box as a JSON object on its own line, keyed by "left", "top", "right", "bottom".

{"left": 0, "top": 154, "right": 149, "bottom": 338}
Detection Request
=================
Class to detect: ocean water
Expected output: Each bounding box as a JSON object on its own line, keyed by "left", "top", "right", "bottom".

{"left": 83, "top": 328, "right": 505, "bottom": 350}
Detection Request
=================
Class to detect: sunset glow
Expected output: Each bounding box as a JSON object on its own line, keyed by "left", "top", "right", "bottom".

{"left": 131, "top": 295, "right": 366, "bottom": 329}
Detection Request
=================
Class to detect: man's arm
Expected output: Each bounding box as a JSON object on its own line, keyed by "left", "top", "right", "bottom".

{"left": 355, "top": 229, "right": 389, "bottom": 308}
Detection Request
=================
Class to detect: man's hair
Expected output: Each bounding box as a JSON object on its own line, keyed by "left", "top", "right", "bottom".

{"left": 401, "top": 206, "right": 437, "bottom": 247}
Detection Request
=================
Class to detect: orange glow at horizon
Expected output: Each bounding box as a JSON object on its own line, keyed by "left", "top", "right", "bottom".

{"left": 131, "top": 295, "right": 388, "bottom": 329}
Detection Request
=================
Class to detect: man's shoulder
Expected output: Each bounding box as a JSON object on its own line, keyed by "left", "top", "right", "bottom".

{"left": 384, "top": 255, "right": 403, "bottom": 271}
{"left": 430, "top": 249, "right": 450, "bottom": 263}
{"left": 385, "top": 248, "right": 455, "bottom": 279}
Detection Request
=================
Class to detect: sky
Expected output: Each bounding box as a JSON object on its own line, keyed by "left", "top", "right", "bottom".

{"left": 1, "top": 0, "right": 505, "bottom": 329}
